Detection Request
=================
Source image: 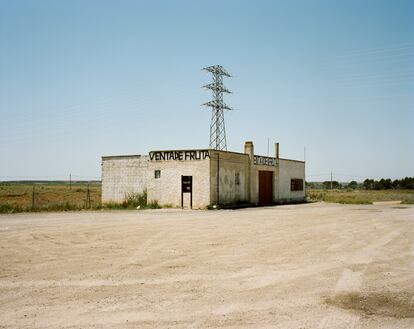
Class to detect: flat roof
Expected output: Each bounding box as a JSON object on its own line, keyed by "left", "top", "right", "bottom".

{"left": 101, "top": 154, "right": 147, "bottom": 159}
{"left": 279, "top": 158, "right": 305, "bottom": 164}
{"left": 102, "top": 149, "right": 305, "bottom": 163}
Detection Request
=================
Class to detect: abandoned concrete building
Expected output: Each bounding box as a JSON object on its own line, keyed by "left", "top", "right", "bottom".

{"left": 101, "top": 141, "right": 305, "bottom": 208}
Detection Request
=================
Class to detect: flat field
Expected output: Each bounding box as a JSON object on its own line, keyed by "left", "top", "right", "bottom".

{"left": 308, "top": 189, "right": 414, "bottom": 205}
{"left": 2, "top": 182, "right": 414, "bottom": 214}
{"left": 1, "top": 203, "right": 413, "bottom": 328}
{"left": 0, "top": 183, "right": 101, "bottom": 212}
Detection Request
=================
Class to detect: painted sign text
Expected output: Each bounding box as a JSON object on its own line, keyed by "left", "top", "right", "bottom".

{"left": 149, "top": 150, "right": 210, "bottom": 161}
{"left": 254, "top": 155, "right": 278, "bottom": 166}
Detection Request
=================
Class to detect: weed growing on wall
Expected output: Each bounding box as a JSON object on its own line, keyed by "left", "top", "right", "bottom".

{"left": 104, "top": 189, "right": 161, "bottom": 210}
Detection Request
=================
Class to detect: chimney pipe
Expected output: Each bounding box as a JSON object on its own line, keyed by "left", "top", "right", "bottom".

{"left": 244, "top": 141, "right": 254, "bottom": 163}
{"left": 275, "top": 143, "right": 279, "bottom": 159}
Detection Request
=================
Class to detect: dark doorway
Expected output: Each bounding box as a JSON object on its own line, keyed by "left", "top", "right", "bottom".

{"left": 181, "top": 175, "right": 193, "bottom": 208}
{"left": 258, "top": 171, "right": 273, "bottom": 205}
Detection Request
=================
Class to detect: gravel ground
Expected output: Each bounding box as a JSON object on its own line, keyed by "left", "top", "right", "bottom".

{"left": 0, "top": 202, "right": 413, "bottom": 328}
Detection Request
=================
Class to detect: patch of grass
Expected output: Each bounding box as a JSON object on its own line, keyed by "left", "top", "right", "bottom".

{"left": 102, "top": 190, "right": 161, "bottom": 210}
{"left": 147, "top": 200, "right": 161, "bottom": 209}
{"left": 122, "top": 191, "right": 148, "bottom": 208}
{"left": 31, "top": 202, "right": 86, "bottom": 212}
{"left": 0, "top": 204, "right": 19, "bottom": 214}
{"left": 0, "top": 203, "right": 90, "bottom": 213}
{"left": 325, "top": 292, "right": 414, "bottom": 318}
{"left": 161, "top": 203, "right": 174, "bottom": 208}
{"left": 308, "top": 189, "right": 414, "bottom": 205}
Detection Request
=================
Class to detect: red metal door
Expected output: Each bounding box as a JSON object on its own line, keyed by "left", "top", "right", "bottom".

{"left": 259, "top": 171, "right": 273, "bottom": 205}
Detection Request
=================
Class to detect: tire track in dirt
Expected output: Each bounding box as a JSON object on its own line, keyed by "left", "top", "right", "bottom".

{"left": 319, "top": 229, "right": 401, "bottom": 329}
{"left": 127, "top": 231, "right": 169, "bottom": 265}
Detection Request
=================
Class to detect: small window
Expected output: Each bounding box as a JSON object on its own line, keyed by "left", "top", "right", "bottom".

{"left": 235, "top": 172, "right": 240, "bottom": 185}
{"left": 154, "top": 170, "right": 161, "bottom": 179}
{"left": 291, "top": 179, "right": 303, "bottom": 191}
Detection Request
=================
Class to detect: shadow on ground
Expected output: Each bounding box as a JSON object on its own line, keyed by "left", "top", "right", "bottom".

{"left": 325, "top": 292, "right": 414, "bottom": 318}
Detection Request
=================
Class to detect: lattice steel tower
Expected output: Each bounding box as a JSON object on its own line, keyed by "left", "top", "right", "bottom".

{"left": 202, "top": 65, "right": 233, "bottom": 151}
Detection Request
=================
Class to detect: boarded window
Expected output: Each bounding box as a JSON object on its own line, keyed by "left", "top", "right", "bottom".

{"left": 235, "top": 172, "right": 240, "bottom": 185}
{"left": 154, "top": 170, "right": 161, "bottom": 179}
{"left": 291, "top": 178, "right": 303, "bottom": 191}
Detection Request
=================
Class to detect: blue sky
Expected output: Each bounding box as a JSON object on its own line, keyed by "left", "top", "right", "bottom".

{"left": 1, "top": 0, "right": 413, "bottom": 181}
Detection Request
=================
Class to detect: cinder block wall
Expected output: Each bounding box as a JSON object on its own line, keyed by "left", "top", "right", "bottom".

{"left": 101, "top": 155, "right": 149, "bottom": 203}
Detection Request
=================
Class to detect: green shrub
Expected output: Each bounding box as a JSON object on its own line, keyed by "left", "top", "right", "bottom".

{"left": 161, "top": 203, "right": 174, "bottom": 208}
{"left": 102, "top": 189, "right": 161, "bottom": 210}
{"left": 147, "top": 200, "right": 161, "bottom": 209}
{"left": 0, "top": 204, "right": 15, "bottom": 213}
{"left": 122, "top": 190, "right": 148, "bottom": 208}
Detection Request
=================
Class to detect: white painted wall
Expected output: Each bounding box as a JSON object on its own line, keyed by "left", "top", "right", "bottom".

{"left": 209, "top": 150, "right": 250, "bottom": 205}
{"left": 278, "top": 159, "right": 306, "bottom": 202}
{"left": 148, "top": 159, "right": 210, "bottom": 208}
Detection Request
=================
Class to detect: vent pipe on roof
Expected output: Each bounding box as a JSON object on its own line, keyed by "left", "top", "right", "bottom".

{"left": 244, "top": 141, "right": 254, "bottom": 163}
{"left": 275, "top": 143, "right": 280, "bottom": 159}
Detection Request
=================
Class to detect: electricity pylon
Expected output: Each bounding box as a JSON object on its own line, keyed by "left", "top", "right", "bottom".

{"left": 202, "top": 65, "right": 233, "bottom": 151}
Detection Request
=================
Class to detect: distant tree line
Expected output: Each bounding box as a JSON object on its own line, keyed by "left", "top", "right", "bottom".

{"left": 306, "top": 177, "right": 414, "bottom": 190}
{"left": 363, "top": 177, "right": 414, "bottom": 190}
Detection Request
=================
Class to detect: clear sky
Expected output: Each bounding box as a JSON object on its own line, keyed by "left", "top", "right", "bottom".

{"left": 1, "top": 0, "right": 413, "bottom": 182}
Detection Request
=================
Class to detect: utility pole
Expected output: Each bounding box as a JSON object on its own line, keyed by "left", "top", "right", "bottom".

{"left": 32, "top": 185, "right": 35, "bottom": 209}
{"left": 69, "top": 173, "right": 72, "bottom": 190}
{"left": 304, "top": 147, "right": 306, "bottom": 194}
{"left": 86, "top": 183, "right": 91, "bottom": 208}
{"left": 331, "top": 172, "right": 333, "bottom": 190}
{"left": 202, "top": 65, "right": 233, "bottom": 151}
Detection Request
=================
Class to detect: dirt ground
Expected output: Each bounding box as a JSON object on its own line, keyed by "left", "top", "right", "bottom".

{"left": 0, "top": 203, "right": 413, "bottom": 329}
